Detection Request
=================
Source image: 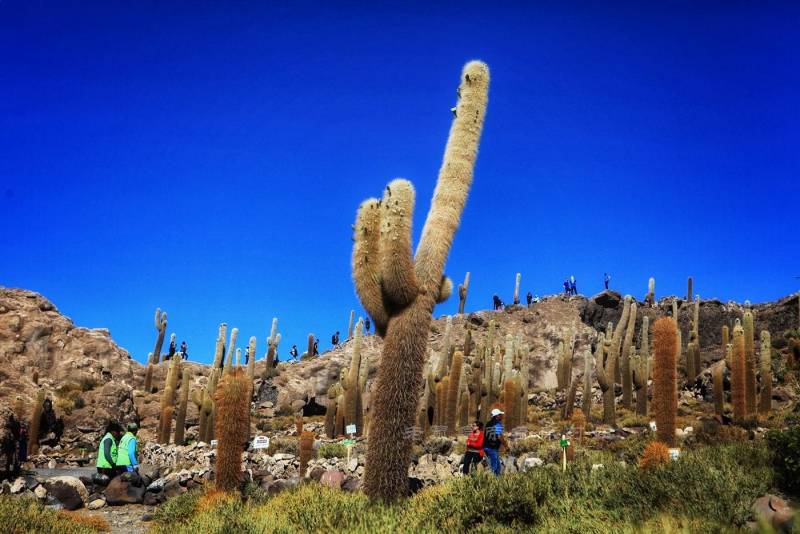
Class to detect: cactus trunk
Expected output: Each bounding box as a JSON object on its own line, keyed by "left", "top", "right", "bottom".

{"left": 758, "top": 331, "right": 772, "bottom": 415}
{"left": 445, "top": 351, "right": 463, "bottom": 435}
{"left": 214, "top": 369, "right": 250, "bottom": 492}
{"left": 653, "top": 317, "right": 677, "bottom": 446}
{"left": 621, "top": 301, "right": 638, "bottom": 409}
{"left": 712, "top": 362, "right": 724, "bottom": 417}
{"left": 27, "top": 389, "right": 45, "bottom": 456}
{"left": 458, "top": 272, "right": 470, "bottom": 314}
{"left": 731, "top": 322, "right": 747, "bottom": 422}
{"left": 174, "top": 368, "right": 190, "bottom": 445}
{"left": 743, "top": 311, "right": 757, "bottom": 415}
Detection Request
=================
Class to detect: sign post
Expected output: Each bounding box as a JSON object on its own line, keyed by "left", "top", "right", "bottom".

{"left": 559, "top": 434, "right": 570, "bottom": 472}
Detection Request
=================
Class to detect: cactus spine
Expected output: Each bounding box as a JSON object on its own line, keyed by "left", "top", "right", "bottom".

{"left": 758, "top": 330, "right": 772, "bottom": 415}
{"left": 513, "top": 272, "right": 521, "bottom": 305}
{"left": 27, "top": 389, "right": 45, "bottom": 455}
{"left": 265, "top": 319, "right": 281, "bottom": 370}
{"left": 214, "top": 369, "right": 250, "bottom": 492}
{"left": 652, "top": 317, "right": 678, "bottom": 446}
{"left": 731, "top": 321, "right": 747, "bottom": 422}
{"left": 621, "top": 300, "right": 638, "bottom": 409}
{"left": 458, "top": 272, "right": 470, "bottom": 314}
{"left": 174, "top": 368, "right": 190, "bottom": 445}
{"left": 354, "top": 62, "right": 489, "bottom": 501}
{"left": 445, "top": 351, "right": 463, "bottom": 434}
{"left": 742, "top": 310, "right": 756, "bottom": 415}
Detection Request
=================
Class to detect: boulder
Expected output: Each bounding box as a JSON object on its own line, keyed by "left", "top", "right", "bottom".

{"left": 87, "top": 498, "right": 106, "bottom": 510}
{"left": 43, "top": 476, "right": 89, "bottom": 511}
{"left": 34, "top": 485, "right": 47, "bottom": 500}
{"left": 752, "top": 494, "right": 796, "bottom": 533}
{"left": 105, "top": 474, "right": 145, "bottom": 505}
{"left": 163, "top": 479, "right": 184, "bottom": 499}
{"left": 9, "top": 477, "right": 26, "bottom": 494}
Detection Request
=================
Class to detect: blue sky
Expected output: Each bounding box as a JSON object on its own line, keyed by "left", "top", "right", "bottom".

{"left": 1, "top": 2, "right": 797, "bottom": 365}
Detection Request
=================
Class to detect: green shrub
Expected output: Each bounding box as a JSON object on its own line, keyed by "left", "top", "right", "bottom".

{"left": 765, "top": 421, "right": 800, "bottom": 496}
{"left": 152, "top": 487, "right": 202, "bottom": 524}
{"left": 0, "top": 496, "right": 102, "bottom": 533}
{"left": 318, "top": 443, "right": 347, "bottom": 459}
{"left": 267, "top": 436, "right": 298, "bottom": 456}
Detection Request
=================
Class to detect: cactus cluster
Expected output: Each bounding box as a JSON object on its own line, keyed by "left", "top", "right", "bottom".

{"left": 325, "top": 319, "right": 367, "bottom": 438}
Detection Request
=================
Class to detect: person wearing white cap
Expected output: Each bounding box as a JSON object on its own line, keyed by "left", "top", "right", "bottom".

{"left": 483, "top": 408, "right": 507, "bottom": 475}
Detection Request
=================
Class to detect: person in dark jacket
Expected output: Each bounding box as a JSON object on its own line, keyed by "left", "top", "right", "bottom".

{"left": 492, "top": 295, "right": 503, "bottom": 310}
{"left": 461, "top": 421, "right": 484, "bottom": 474}
{"left": 526, "top": 292, "right": 533, "bottom": 307}
{"left": 604, "top": 272, "right": 611, "bottom": 290}
{"left": 483, "top": 409, "right": 508, "bottom": 476}
{"left": 180, "top": 341, "right": 188, "bottom": 360}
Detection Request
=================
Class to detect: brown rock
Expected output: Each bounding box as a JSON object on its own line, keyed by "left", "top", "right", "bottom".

{"left": 104, "top": 474, "right": 145, "bottom": 505}
{"left": 320, "top": 470, "right": 344, "bottom": 489}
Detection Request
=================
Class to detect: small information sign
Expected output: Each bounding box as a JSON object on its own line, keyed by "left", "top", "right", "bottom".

{"left": 252, "top": 436, "right": 270, "bottom": 450}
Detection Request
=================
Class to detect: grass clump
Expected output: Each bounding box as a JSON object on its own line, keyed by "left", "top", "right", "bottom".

{"left": 0, "top": 496, "right": 105, "bottom": 533}
{"left": 765, "top": 417, "right": 800, "bottom": 496}
{"left": 318, "top": 443, "right": 348, "bottom": 459}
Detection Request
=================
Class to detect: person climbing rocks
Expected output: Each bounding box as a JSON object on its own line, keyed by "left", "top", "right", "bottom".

{"left": 526, "top": 292, "right": 533, "bottom": 307}
{"left": 117, "top": 423, "right": 140, "bottom": 474}
{"left": 461, "top": 421, "right": 484, "bottom": 474}
{"left": 180, "top": 341, "right": 188, "bottom": 360}
{"left": 483, "top": 408, "right": 507, "bottom": 476}
{"left": 289, "top": 345, "right": 299, "bottom": 361}
{"left": 492, "top": 295, "right": 503, "bottom": 310}
{"left": 604, "top": 272, "right": 611, "bottom": 290}
{"left": 96, "top": 421, "right": 123, "bottom": 478}
{"left": 332, "top": 331, "right": 340, "bottom": 348}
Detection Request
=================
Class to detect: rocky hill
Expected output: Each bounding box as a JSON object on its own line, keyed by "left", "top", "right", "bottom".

{"left": 1, "top": 285, "right": 798, "bottom": 454}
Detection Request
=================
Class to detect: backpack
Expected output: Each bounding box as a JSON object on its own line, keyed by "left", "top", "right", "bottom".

{"left": 484, "top": 421, "right": 502, "bottom": 449}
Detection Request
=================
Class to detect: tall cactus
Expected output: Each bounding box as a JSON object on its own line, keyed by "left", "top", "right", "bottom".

{"left": 731, "top": 321, "right": 747, "bottom": 422}
{"left": 354, "top": 61, "right": 489, "bottom": 501}
{"left": 344, "top": 319, "right": 364, "bottom": 435}
{"left": 712, "top": 361, "right": 724, "bottom": 417}
{"left": 223, "top": 328, "right": 239, "bottom": 375}
{"left": 246, "top": 337, "right": 257, "bottom": 379}
{"left": 621, "top": 300, "right": 638, "bottom": 409}
{"left": 158, "top": 355, "right": 180, "bottom": 444}
{"left": 645, "top": 277, "right": 655, "bottom": 306}
{"left": 594, "top": 333, "right": 616, "bottom": 425}
{"left": 722, "top": 325, "right": 729, "bottom": 363}
{"left": 687, "top": 276, "right": 693, "bottom": 302}
{"left": 265, "top": 319, "right": 281, "bottom": 370}
{"left": 513, "top": 273, "right": 521, "bottom": 305}
{"left": 458, "top": 272, "right": 470, "bottom": 314}
{"left": 556, "top": 340, "right": 573, "bottom": 391}
{"left": 581, "top": 346, "right": 593, "bottom": 419}
{"left": 503, "top": 378, "right": 518, "bottom": 430}
{"left": 214, "top": 369, "right": 250, "bottom": 492}
{"left": 631, "top": 349, "right": 649, "bottom": 416}
{"left": 174, "top": 368, "right": 190, "bottom": 445}
{"left": 742, "top": 310, "right": 757, "bottom": 415}
{"left": 27, "top": 389, "right": 45, "bottom": 456}
{"left": 144, "top": 308, "right": 168, "bottom": 392}
{"left": 758, "top": 330, "right": 772, "bottom": 415}
{"left": 212, "top": 323, "right": 227, "bottom": 369}
{"left": 652, "top": 317, "right": 677, "bottom": 446}
{"left": 445, "top": 351, "right": 463, "bottom": 435}
{"left": 347, "top": 310, "right": 355, "bottom": 340}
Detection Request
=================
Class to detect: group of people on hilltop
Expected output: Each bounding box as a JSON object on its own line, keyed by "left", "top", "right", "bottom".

{"left": 563, "top": 275, "right": 578, "bottom": 296}
{"left": 460, "top": 408, "right": 508, "bottom": 476}
{"left": 166, "top": 338, "right": 188, "bottom": 361}
{"left": 96, "top": 421, "right": 140, "bottom": 479}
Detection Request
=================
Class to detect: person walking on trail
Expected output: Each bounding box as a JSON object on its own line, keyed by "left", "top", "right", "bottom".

{"left": 180, "top": 341, "right": 188, "bottom": 360}
{"left": 332, "top": 331, "right": 340, "bottom": 348}
{"left": 117, "top": 423, "right": 140, "bottom": 474}
{"left": 483, "top": 408, "right": 508, "bottom": 476}
{"left": 461, "top": 421, "right": 485, "bottom": 474}
{"left": 289, "top": 345, "right": 299, "bottom": 361}
{"left": 96, "top": 422, "right": 123, "bottom": 478}
{"left": 365, "top": 318, "right": 371, "bottom": 335}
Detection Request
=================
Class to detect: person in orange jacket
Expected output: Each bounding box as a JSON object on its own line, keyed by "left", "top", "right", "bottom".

{"left": 461, "top": 421, "right": 484, "bottom": 474}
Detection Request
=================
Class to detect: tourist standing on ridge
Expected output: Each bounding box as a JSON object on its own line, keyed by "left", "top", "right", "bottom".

{"left": 117, "top": 423, "right": 140, "bottom": 474}
{"left": 313, "top": 338, "right": 319, "bottom": 356}
{"left": 483, "top": 409, "right": 507, "bottom": 476}
{"left": 96, "top": 422, "right": 123, "bottom": 478}
{"left": 563, "top": 280, "right": 570, "bottom": 296}
{"left": 365, "top": 317, "right": 371, "bottom": 335}
{"left": 526, "top": 292, "right": 533, "bottom": 307}
{"left": 570, "top": 275, "right": 577, "bottom": 296}
{"left": 492, "top": 295, "right": 503, "bottom": 310}
{"left": 244, "top": 346, "right": 250, "bottom": 365}
{"left": 604, "top": 272, "right": 611, "bottom": 290}
{"left": 461, "top": 421, "right": 484, "bottom": 474}
{"left": 332, "top": 331, "right": 340, "bottom": 348}
{"left": 180, "top": 341, "right": 188, "bottom": 360}
{"left": 168, "top": 338, "right": 176, "bottom": 360}
{"left": 289, "top": 345, "right": 299, "bottom": 361}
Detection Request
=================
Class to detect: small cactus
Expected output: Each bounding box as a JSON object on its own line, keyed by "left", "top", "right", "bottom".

{"left": 246, "top": 337, "right": 257, "bottom": 379}
{"left": 298, "top": 431, "right": 316, "bottom": 476}
{"left": 687, "top": 276, "right": 693, "bottom": 302}
{"left": 645, "top": 277, "right": 655, "bottom": 306}
{"left": 347, "top": 310, "right": 355, "bottom": 340}
{"left": 213, "top": 323, "right": 228, "bottom": 369}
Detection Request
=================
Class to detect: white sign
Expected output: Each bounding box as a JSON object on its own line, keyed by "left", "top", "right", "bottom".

{"left": 346, "top": 424, "right": 357, "bottom": 435}
{"left": 649, "top": 421, "right": 657, "bottom": 431}
{"left": 210, "top": 440, "right": 218, "bottom": 448}
{"left": 252, "top": 436, "right": 270, "bottom": 450}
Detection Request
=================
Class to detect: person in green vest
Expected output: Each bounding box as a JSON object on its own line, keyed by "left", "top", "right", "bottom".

{"left": 96, "top": 421, "right": 123, "bottom": 478}
{"left": 117, "top": 422, "right": 140, "bottom": 473}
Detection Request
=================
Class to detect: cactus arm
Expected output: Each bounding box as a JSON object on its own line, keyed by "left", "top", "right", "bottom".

{"left": 353, "top": 198, "right": 389, "bottom": 335}
{"left": 379, "top": 179, "right": 420, "bottom": 309}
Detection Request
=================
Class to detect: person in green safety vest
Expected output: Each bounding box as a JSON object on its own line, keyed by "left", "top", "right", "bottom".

{"left": 117, "top": 422, "right": 140, "bottom": 473}
{"left": 96, "top": 421, "right": 123, "bottom": 478}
